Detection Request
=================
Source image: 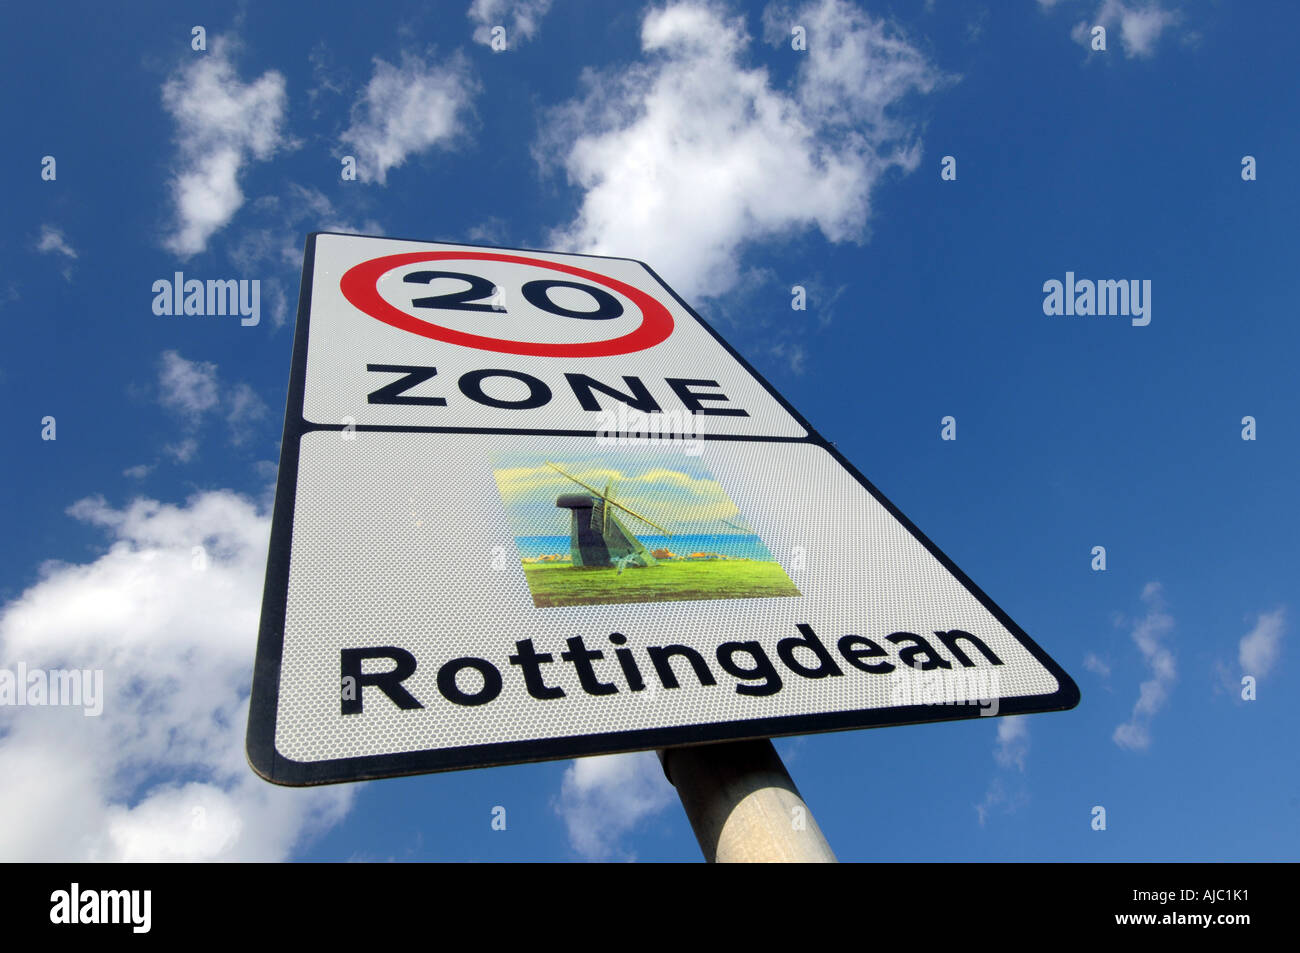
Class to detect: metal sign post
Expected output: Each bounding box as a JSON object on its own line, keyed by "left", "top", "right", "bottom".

{"left": 659, "top": 740, "right": 836, "bottom": 862}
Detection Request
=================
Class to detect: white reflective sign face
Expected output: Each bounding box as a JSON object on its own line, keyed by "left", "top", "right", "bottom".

{"left": 248, "top": 233, "right": 1077, "bottom": 785}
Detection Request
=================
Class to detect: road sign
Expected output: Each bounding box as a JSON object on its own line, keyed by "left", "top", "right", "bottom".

{"left": 247, "top": 232, "right": 1079, "bottom": 786}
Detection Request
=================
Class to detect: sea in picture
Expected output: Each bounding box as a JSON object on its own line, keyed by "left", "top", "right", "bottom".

{"left": 513, "top": 533, "right": 778, "bottom": 562}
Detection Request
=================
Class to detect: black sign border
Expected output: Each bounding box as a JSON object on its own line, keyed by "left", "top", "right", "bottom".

{"left": 247, "top": 231, "right": 1080, "bottom": 786}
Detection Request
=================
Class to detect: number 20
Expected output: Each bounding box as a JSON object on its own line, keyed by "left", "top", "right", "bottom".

{"left": 402, "top": 270, "right": 624, "bottom": 320}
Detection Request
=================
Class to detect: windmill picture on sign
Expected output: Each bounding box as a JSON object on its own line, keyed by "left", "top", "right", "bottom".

{"left": 491, "top": 448, "right": 802, "bottom": 607}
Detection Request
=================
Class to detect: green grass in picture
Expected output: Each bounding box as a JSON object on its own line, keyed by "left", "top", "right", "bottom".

{"left": 522, "top": 559, "right": 801, "bottom": 608}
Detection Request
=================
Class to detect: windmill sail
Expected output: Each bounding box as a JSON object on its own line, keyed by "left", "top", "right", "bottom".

{"left": 547, "top": 462, "right": 667, "bottom": 569}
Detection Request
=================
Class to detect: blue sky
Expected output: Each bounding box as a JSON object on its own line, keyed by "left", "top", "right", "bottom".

{"left": 1, "top": 0, "right": 1296, "bottom": 861}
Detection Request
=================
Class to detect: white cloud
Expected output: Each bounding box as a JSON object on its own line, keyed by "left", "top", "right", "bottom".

{"left": 994, "top": 716, "right": 1029, "bottom": 771}
{"left": 227, "top": 227, "right": 287, "bottom": 278}
{"left": 540, "top": 0, "right": 942, "bottom": 300}
{"left": 123, "top": 463, "right": 154, "bottom": 479}
{"left": 157, "top": 350, "right": 272, "bottom": 454}
{"left": 1105, "top": 0, "right": 1177, "bottom": 57}
{"left": 974, "top": 775, "right": 1029, "bottom": 826}
{"left": 976, "top": 715, "right": 1030, "bottom": 823}
{"left": 229, "top": 185, "right": 384, "bottom": 276}
{"left": 262, "top": 277, "right": 290, "bottom": 329}
{"left": 36, "top": 225, "right": 77, "bottom": 260}
{"left": 226, "top": 383, "right": 270, "bottom": 446}
{"left": 0, "top": 491, "right": 353, "bottom": 860}
{"left": 556, "top": 752, "right": 675, "bottom": 860}
{"left": 164, "top": 438, "right": 199, "bottom": 464}
{"left": 769, "top": 341, "right": 807, "bottom": 375}
{"left": 158, "top": 350, "right": 220, "bottom": 421}
{"left": 36, "top": 225, "right": 77, "bottom": 281}
{"left": 975, "top": 777, "right": 1005, "bottom": 826}
{"left": 1238, "top": 608, "right": 1285, "bottom": 678}
{"left": 1083, "top": 652, "right": 1110, "bottom": 677}
{"left": 161, "top": 36, "right": 291, "bottom": 256}
{"left": 1113, "top": 582, "right": 1175, "bottom": 751}
{"left": 468, "top": 0, "right": 553, "bottom": 46}
{"left": 465, "top": 216, "right": 511, "bottom": 246}
{"left": 340, "top": 52, "right": 478, "bottom": 185}
{"left": 307, "top": 41, "right": 348, "bottom": 118}
{"left": 1064, "top": 0, "right": 1179, "bottom": 58}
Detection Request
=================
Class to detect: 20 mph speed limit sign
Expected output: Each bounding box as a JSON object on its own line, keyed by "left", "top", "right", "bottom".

{"left": 246, "top": 232, "right": 1079, "bottom": 786}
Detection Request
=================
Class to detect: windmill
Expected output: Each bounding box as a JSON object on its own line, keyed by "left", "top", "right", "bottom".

{"left": 546, "top": 462, "right": 671, "bottom": 569}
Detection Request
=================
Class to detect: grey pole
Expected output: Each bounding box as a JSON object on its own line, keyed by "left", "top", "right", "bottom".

{"left": 658, "top": 739, "right": 837, "bottom": 863}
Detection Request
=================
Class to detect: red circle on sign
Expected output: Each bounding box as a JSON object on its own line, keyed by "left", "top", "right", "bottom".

{"left": 339, "top": 251, "right": 673, "bottom": 357}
